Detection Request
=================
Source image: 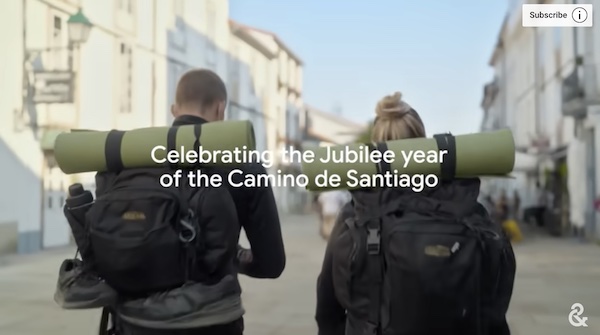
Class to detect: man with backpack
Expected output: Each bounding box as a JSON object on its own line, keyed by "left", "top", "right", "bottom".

{"left": 168, "top": 69, "right": 286, "bottom": 281}
{"left": 57, "top": 69, "right": 286, "bottom": 335}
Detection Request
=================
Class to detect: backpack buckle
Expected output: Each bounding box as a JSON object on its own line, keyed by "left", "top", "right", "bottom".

{"left": 179, "top": 209, "right": 197, "bottom": 244}
{"left": 367, "top": 228, "right": 380, "bottom": 255}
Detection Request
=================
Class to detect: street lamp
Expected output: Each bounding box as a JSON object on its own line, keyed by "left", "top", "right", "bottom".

{"left": 67, "top": 9, "right": 92, "bottom": 45}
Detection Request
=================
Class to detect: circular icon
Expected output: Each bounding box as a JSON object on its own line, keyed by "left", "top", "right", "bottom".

{"left": 572, "top": 7, "right": 588, "bottom": 23}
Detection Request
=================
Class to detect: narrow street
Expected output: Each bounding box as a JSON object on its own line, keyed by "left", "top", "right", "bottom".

{"left": 1, "top": 215, "right": 600, "bottom": 335}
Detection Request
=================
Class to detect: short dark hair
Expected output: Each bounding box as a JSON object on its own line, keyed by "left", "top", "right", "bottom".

{"left": 175, "top": 69, "right": 227, "bottom": 108}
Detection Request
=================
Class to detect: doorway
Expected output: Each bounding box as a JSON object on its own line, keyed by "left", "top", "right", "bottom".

{"left": 42, "top": 157, "right": 69, "bottom": 249}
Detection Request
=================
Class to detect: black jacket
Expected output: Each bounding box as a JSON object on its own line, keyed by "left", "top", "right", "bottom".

{"left": 315, "top": 179, "right": 516, "bottom": 335}
{"left": 173, "top": 115, "right": 286, "bottom": 279}
{"left": 92, "top": 115, "right": 285, "bottom": 333}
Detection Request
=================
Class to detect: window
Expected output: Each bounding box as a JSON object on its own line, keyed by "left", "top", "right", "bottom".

{"left": 205, "top": 1, "right": 217, "bottom": 68}
{"left": 536, "top": 30, "right": 545, "bottom": 66}
{"left": 53, "top": 15, "right": 61, "bottom": 32}
{"left": 229, "top": 58, "right": 240, "bottom": 103}
{"left": 168, "top": 0, "right": 187, "bottom": 50}
{"left": 118, "top": 0, "right": 134, "bottom": 14}
{"left": 119, "top": 42, "right": 133, "bottom": 113}
{"left": 115, "top": 0, "right": 135, "bottom": 33}
{"left": 527, "top": 99, "right": 535, "bottom": 136}
{"left": 52, "top": 15, "right": 62, "bottom": 68}
{"left": 168, "top": 62, "right": 178, "bottom": 107}
{"left": 206, "top": 44, "right": 217, "bottom": 70}
{"left": 537, "top": 92, "right": 545, "bottom": 133}
{"left": 536, "top": 31, "right": 545, "bottom": 85}
{"left": 553, "top": 27, "right": 561, "bottom": 50}
{"left": 553, "top": 27, "right": 562, "bottom": 75}
{"left": 168, "top": 62, "right": 186, "bottom": 104}
{"left": 167, "top": 62, "right": 177, "bottom": 124}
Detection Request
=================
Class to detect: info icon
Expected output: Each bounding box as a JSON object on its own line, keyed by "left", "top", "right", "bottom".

{"left": 572, "top": 7, "right": 589, "bottom": 23}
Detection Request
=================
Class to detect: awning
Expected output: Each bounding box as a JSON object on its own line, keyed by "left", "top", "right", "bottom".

{"left": 513, "top": 151, "right": 538, "bottom": 172}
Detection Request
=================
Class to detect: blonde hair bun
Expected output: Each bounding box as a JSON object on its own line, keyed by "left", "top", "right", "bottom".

{"left": 376, "top": 91, "right": 408, "bottom": 119}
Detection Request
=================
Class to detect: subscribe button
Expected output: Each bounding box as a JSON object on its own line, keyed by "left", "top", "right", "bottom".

{"left": 522, "top": 4, "right": 593, "bottom": 27}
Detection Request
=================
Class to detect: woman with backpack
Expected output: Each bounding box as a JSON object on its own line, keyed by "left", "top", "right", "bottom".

{"left": 315, "top": 92, "right": 516, "bottom": 335}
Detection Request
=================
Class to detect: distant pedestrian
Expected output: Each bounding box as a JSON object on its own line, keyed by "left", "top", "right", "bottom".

{"left": 534, "top": 182, "right": 546, "bottom": 227}
{"left": 513, "top": 189, "right": 521, "bottom": 221}
{"left": 313, "top": 192, "right": 323, "bottom": 220}
{"left": 317, "top": 190, "right": 350, "bottom": 240}
{"left": 497, "top": 189, "right": 509, "bottom": 222}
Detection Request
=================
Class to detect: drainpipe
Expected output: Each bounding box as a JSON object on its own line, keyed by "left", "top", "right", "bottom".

{"left": 22, "top": 0, "right": 41, "bottom": 254}
{"left": 21, "top": 0, "right": 28, "bottom": 130}
{"left": 581, "top": 3, "right": 598, "bottom": 240}
{"left": 584, "top": 126, "right": 597, "bottom": 240}
{"left": 571, "top": 0, "right": 597, "bottom": 241}
{"left": 533, "top": 26, "right": 541, "bottom": 136}
{"left": 150, "top": 0, "right": 157, "bottom": 126}
{"left": 573, "top": 0, "right": 583, "bottom": 136}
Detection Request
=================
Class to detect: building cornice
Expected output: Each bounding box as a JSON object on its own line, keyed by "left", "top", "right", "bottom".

{"left": 229, "top": 20, "right": 277, "bottom": 60}
{"left": 488, "top": 14, "right": 508, "bottom": 66}
{"left": 229, "top": 20, "right": 304, "bottom": 66}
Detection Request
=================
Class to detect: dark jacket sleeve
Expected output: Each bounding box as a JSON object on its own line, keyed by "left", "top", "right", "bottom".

{"left": 195, "top": 186, "right": 240, "bottom": 282}
{"left": 315, "top": 202, "right": 352, "bottom": 335}
{"left": 475, "top": 202, "right": 516, "bottom": 335}
{"left": 228, "top": 163, "right": 286, "bottom": 278}
{"left": 489, "top": 237, "right": 516, "bottom": 335}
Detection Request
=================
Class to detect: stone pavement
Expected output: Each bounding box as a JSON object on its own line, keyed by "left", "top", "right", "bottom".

{"left": 507, "top": 232, "right": 600, "bottom": 335}
{"left": 1, "top": 215, "right": 600, "bottom": 334}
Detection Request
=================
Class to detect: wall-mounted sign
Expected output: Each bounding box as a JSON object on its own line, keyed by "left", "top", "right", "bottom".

{"left": 32, "top": 71, "right": 74, "bottom": 104}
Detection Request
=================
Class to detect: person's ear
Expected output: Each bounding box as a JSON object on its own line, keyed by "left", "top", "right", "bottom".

{"left": 217, "top": 101, "right": 226, "bottom": 121}
{"left": 171, "top": 104, "right": 177, "bottom": 118}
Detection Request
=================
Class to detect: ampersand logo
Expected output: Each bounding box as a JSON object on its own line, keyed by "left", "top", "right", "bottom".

{"left": 568, "top": 303, "right": 589, "bottom": 327}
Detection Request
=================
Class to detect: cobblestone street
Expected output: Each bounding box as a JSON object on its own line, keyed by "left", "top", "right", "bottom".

{"left": 1, "top": 215, "right": 600, "bottom": 334}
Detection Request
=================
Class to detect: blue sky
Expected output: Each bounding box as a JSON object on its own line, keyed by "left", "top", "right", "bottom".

{"left": 229, "top": 1, "right": 508, "bottom": 135}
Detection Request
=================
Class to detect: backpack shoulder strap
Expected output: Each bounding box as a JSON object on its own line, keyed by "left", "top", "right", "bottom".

{"left": 175, "top": 171, "right": 202, "bottom": 282}
{"left": 362, "top": 215, "right": 384, "bottom": 334}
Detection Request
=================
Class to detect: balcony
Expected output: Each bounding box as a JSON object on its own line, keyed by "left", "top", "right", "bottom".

{"left": 562, "top": 62, "right": 600, "bottom": 118}
{"left": 481, "top": 78, "right": 499, "bottom": 113}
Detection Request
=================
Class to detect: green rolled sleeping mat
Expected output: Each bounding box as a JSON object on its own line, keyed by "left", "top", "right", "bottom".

{"left": 54, "top": 120, "right": 256, "bottom": 174}
{"left": 301, "top": 129, "right": 515, "bottom": 191}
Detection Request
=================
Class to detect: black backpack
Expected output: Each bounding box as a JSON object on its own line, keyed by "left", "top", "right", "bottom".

{"left": 86, "top": 168, "right": 202, "bottom": 295}
{"left": 331, "top": 196, "right": 515, "bottom": 335}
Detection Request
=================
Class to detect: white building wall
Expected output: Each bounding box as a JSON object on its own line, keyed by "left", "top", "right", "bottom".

{"left": 587, "top": 0, "right": 600, "bottom": 235}
{"left": 485, "top": 6, "right": 536, "bottom": 206}
{"left": 0, "top": 0, "right": 265, "bottom": 254}
{"left": 488, "top": 0, "right": 600, "bottom": 229}
{"left": 228, "top": 33, "right": 269, "bottom": 153}
{"left": 0, "top": 0, "right": 44, "bottom": 254}
{"left": 239, "top": 27, "right": 305, "bottom": 213}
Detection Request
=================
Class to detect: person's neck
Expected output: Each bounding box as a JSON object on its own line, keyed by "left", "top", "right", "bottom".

{"left": 172, "top": 114, "right": 208, "bottom": 126}
{"left": 177, "top": 110, "right": 211, "bottom": 121}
